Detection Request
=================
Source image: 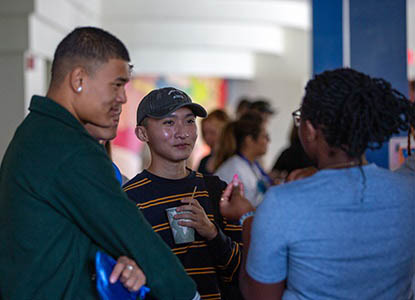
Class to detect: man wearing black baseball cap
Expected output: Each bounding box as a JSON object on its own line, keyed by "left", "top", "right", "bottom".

{"left": 124, "top": 87, "right": 243, "bottom": 299}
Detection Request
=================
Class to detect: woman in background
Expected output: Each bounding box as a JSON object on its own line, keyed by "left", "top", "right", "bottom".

{"left": 197, "top": 109, "right": 230, "bottom": 174}
{"left": 214, "top": 112, "right": 272, "bottom": 207}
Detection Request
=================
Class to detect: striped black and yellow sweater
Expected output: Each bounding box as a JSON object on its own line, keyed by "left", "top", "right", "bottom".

{"left": 123, "top": 169, "right": 243, "bottom": 300}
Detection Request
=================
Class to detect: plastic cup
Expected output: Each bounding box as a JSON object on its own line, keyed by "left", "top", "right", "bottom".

{"left": 165, "top": 207, "right": 195, "bottom": 244}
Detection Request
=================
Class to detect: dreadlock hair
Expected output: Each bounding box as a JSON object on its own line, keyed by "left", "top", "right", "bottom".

{"left": 50, "top": 26, "right": 130, "bottom": 88}
{"left": 213, "top": 111, "right": 264, "bottom": 171}
{"left": 301, "top": 68, "right": 414, "bottom": 159}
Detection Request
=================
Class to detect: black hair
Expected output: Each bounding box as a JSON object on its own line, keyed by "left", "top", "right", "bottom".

{"left": 250, "top": 98, "right": 275, "bottom": 115}
{"left": 301, "top": 68, "right": 414, "bottom": 158}
{"left": 213, "top": 111, "right": 264, "bottom": 170}
{"left": 50, "top": 26, "right": 130, "bottom": 86}
{"left": 234, "top": 112, "right": 264, "bottom": 147}
{"left": 236, "top": 97, "right": 252, "bottom": 114}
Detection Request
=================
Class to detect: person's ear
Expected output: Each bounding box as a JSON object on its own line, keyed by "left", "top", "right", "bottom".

{"left": 135, "top": 126, "right": 148, "bottom": 142}
{"left": 304, "top": 120, "right": 317, "bottom": 142}
{"left": 69, "top": 67, "right": 86, "bottom": 94}
{"left": 244, "top": 135, "right": 255, "bottom": 147}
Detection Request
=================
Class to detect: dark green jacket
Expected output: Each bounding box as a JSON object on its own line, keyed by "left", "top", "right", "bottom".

{"left": 0, "top": 96, "right": 196, "bottom": 299}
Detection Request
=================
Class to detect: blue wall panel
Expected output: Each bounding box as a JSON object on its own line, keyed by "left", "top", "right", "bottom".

{"left": 312, "top": 0, "right": 343, "bottom": 75}
{"left": 350, "top": 0, "right": 408, "bottom": 95}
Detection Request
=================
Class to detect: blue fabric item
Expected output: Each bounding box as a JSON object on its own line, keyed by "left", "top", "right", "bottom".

{"left": 246, "top": 164, "right": 415, "bottom": 299}
{"left": 112, "top": 163, "right": 123, "bottom": 185}
{"left": 95, "top": 251, "right": 150, "bottom": 300}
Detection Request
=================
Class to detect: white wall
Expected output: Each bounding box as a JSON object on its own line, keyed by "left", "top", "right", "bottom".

{"left": 227, "top": 28, "right": 311, "bottom": 170}
{"left": 24, "top": 53, "right": 48, "bottom": 109}
{"left": 0, "top": 54, "right": 26, "bottom": 156}
{"left": 0, "top": 2, "right": 31, "bottom": 158}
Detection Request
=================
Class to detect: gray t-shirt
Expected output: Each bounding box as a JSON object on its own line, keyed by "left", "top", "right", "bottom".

{"left": 247, "top": 164, "right": 415, "bottom": 299}
{"left": 215, "top": 155, "right": 267, "bottom": 207}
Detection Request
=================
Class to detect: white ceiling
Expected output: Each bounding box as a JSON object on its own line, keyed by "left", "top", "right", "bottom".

{"left": 99, "top": 0, "right": 311, "bottom": 79}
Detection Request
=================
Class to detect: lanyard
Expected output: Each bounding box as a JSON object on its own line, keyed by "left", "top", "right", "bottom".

{"left": 237, "top": 153, "right": 273, "bottom": 186}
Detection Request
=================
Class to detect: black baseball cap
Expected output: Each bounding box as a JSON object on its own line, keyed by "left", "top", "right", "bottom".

{"left": 136, "top": 87, "right": 207, "bottom": 125}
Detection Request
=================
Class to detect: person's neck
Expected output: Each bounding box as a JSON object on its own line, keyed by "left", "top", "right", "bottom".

{"left": 317, "top": 153, "right": 364, "bottom": 170}
{"left": 239, "top": 148, "right": 257, "bottom": 163}
{"left": 46, "top": 88, "right": 81, "bottom": 123}
{"left": 147, "top": 160, "right": 189, "bottom": 180}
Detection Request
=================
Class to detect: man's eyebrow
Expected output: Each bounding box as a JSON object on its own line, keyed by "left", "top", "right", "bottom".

{"left": 115, "top": 77, "right": 129, "bottom": 83}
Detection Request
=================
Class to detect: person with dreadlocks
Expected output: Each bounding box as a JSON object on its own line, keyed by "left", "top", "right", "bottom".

{"left": 218, "top": 68, "right": 415, "bottom": 300}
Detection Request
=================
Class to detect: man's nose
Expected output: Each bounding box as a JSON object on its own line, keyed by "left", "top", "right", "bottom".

{"left": 117, "top": 87, "right": 127, "bottom": 104}
{"left": 175, "top": 123, "right": 190, "bottom": 139}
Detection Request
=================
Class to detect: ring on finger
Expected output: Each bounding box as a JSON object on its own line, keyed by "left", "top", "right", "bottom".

{"left": 126, "top": 265, "right": 134, "bottom": 271}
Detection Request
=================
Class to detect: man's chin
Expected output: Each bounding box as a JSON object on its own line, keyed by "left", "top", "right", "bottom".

{"left": 95, "top": 118, "right": 118, "bottom": 128}
{"left": 103, "top": 133, "right": 117, "bottom": 141}
{"left": 172, "top": 154, "right": 191, "bottom": 162}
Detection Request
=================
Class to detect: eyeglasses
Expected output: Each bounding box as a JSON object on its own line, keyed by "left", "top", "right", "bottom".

{"left": 292, "top": 108, "right": 301, "bottom": 127}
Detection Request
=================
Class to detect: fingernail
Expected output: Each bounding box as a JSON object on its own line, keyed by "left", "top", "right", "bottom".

{"left": 232, "top": 174, "right": 239, "bottom": 186}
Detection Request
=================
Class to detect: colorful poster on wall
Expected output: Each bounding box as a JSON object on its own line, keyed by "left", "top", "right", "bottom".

{"left": 389, "top": 135, "right": 415, "bottom": 170}
{"left": 111, "top": 75, "right": 227, "bottom": 179}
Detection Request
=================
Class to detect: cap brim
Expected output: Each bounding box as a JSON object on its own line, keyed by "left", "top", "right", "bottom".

{"left": 148, "top": 103, "right": 207, "bottom": 119}
{"left": 186, "top": 103, "right": 207, "bottom": 118}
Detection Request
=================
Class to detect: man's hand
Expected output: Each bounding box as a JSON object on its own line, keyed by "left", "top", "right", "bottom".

{"left": 110, "top": 256, "right": 146, "bottom": 292}
{"left": 219, "top": 181, "right": 254, "bottom": 221}
{"left": 175, "top": 197, "right": 218, "bottom": 240}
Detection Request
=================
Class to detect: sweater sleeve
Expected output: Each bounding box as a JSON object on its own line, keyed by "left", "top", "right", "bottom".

{"left": 206, "top": 222, "right": 242, "bottom": 283}
{"left": 50, "top": 149, "right": 196, "bottom": 300}
{"left": 204, "top": 175, "right": 243, "bottom": 284}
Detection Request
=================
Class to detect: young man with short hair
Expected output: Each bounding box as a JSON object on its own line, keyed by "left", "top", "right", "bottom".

{"left": 0, "top": 27, "right": 197, "bottom": 300}
{"left": 124, "top": 87, "right": 243, "bottom": 299}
